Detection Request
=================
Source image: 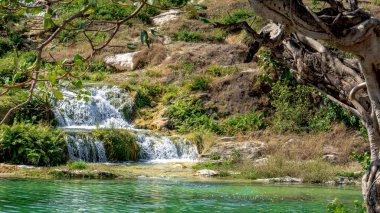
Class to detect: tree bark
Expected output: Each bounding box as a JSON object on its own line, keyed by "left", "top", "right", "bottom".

{"left": 248, "top": 1, "right": 380, "bottom": 211}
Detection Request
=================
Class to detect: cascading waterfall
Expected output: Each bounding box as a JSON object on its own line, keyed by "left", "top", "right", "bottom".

{"left": 54, "top": 86, "right": 199, "bottom": 162}
{"left": 65, "top": 133, "right": 107, "bottom": 163}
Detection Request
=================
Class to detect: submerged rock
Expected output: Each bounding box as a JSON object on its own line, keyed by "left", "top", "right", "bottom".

{"left": 196, "top": 169, "right": 219, "bottom": 177}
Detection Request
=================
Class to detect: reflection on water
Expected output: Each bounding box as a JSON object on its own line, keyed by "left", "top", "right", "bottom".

{"left": 0, "top": 179, "right": 361, "bottom": 212}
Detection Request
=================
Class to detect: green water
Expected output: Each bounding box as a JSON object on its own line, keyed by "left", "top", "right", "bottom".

{"left": 0, "top": 178, "right": 361, "bottom": 213}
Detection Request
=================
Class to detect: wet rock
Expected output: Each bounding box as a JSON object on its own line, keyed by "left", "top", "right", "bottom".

{"left": 196, "top": 169, "right": 219, "bottom": 177}
{"left": 335, "top": 177, "right": 356, "bottom": 185}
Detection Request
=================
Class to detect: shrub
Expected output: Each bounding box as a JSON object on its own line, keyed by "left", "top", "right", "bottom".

{"left": 222, "top": 9, "right": 256, "bottom": 24}
{"left": 0, "top": 123, "right": 67, "bottom": 166}
{"left": 68, "top": 161, "right": 88, "bottom": 170}
{"left": 165, "top": 97, "right": 220, "bottom": 133}
{"left": 188, "top": 76, "right": 210, "bottom": 91}
{"left": 173, "top": 30, "right": 202, "bottom": 42}
{"left": 220, "top": 111, "right": 265, "bottom": 135}
{"left": 207, "top": 65, "right": 239, "bottom": 77}
{"left": 210, "top": 152, "right": 221, "bottom": 160}
{"left": 92, "top": 129, "right": 139, "bottom": 162}
{"left": 133, "top": 82, "right": 164, "bottom": 108}
{"left": 0, "top": 37, "right": 12, "bottom": 56}
{"left": 270, "top": 80, "right": 329, "bottom": 133}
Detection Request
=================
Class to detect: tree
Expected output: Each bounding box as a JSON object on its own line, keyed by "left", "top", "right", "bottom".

{"left": 238, "top": 0, "right": 380, "bottom": 211}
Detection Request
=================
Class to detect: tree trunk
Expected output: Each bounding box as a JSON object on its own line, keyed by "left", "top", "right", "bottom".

{"left": 248, "top": 0, "right": 380, "bottom": 210}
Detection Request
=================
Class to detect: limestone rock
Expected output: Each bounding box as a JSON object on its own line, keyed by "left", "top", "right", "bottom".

{"left": 256, "top": 176, "right": 303, "bottom": 183}
{"left": 171, "top": 164, "right": 186, "bottom": 169}
{"left": 196, "top": 169, "right": 219, "bottom": 177}
{"left": 202, "top": 141, "right": 267, "bottom": 161}
{"left": 322, "top": 145, "right": 340, "bottom": 164}
{"left": 153, "top": 10, "right": 180, "bottom": 26}
{"left": 322, "top": 154, "right": 338, "bottom": 164}
{"left": 104, "top": 52, "right": 138, "bottom": 70}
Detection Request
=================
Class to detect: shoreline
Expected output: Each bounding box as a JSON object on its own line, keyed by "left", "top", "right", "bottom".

{"left": 0, "top": 162, "right": 362, "bottom": 187}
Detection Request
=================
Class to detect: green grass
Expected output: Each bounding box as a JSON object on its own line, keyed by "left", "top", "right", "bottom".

{"left": 193, "top": 155, "right": 350, "bottom": 183}
{"left": 92, "top": 129, "right": 139, "bottom": 162}
{"left": 68, "top": 161, "right": 88, "bottom": 170}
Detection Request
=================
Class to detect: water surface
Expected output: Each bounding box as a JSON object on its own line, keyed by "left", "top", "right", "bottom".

{"left": 0, "top": 178, "right": 361, "bottom": 212}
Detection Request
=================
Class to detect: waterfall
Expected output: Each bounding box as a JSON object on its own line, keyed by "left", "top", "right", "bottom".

{"left": 54, "top": 86, "right": 199, "bottom": 163}
{"left": 65, "top": 133, "right": 107, "bottom": 163}
{"left": 55, "top": 86, "right": 133, "bottom": 129}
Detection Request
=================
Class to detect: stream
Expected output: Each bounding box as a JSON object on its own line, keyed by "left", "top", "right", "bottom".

{"left": 0, "top": 178, "right": 361, "bottom": 212}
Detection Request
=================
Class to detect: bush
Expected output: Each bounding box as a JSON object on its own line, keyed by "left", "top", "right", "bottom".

{"left": 68, "top": 161, "right": 88, "bottom": 170}
{"left": 165, "top": 97, "right": 220, "bottom": 133}
{"left": 220, "top": 111, "right": 265, "bottom": 135}
{"left": 92, "top": 129, "right": 139, "bottom": 162}
{"left": 173, "top": 30, "right": 202, "bottom": 42}
{"left": 207, "top": 65, "right": 239, "bottom": 77}
{"left": 222, "top": 9, "right": 256, "bottom": 24}
{"left": 271, "top": 80, "right": 329, "bottom": 133}
{"left": 188, "top": 76, "right": 210, "bottom": 91}
{"left": 0, "top": 37, "right": 12, "bottom": 56}
{"left": 132, "top": 82, "right": 164, "bottom": 108}
{"left": 0, "top": 123, "right": 67, "bottom": 166}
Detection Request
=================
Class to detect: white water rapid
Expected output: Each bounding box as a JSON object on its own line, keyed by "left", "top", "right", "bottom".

{"left": 54, "top": 86, "right": 199, "bottom": 163}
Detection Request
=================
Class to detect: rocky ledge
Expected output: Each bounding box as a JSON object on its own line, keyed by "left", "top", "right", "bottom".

{"left": 50, "top": 169, "right": 118, "bottom": 179}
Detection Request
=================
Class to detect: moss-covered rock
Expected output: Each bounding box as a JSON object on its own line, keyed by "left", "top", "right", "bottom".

{"left": 92, "top": 129, "right": 139, "bottom": 162}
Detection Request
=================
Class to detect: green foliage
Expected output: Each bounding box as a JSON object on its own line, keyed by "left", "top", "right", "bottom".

{"left": 270, "top": 80, "right": 349, "bottom": 133}
{"left": 188, "top": 76, "right": 210, "bottom": 91}
{"left": 351, "top": 151, "right": 371, "bottom": 170}
{"left": 220, "top": 111, "right": 265, "bottom": 136}
{"left": 132, "top": 81, "right": 164, "bottom": 108}
{"left": 0, "top": 37, "right": 12, "bottom": 57}
{"left": 0, "top": 123, "right": 67, "bottom": 166}
{"left": 165, "top": 97, "right": 220, "bottom": 133}
{"left": 327, "top": 199, "right": 365, "bottom": 213}
{"left": 68, "top": 161, "right": 88, "bottom": 170}
{"left": 92, "top": 129, "right": 139, "bottom": 162}
{"left": 222, "top": 9, "right": 256, "bottom": 24}
{"left": 173, "top": 30, "right": 202, "bottom": 42}
{"left": 210, "top": 152, "right": 221, "bottom": 160}
{"left": 206, "top": 65, "right": 239, "bottom": 77}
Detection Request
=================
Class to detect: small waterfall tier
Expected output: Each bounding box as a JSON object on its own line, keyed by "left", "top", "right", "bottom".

{"left": 66, "top": 133, "right": 107, "bottom": 163}
{"left": 55, "top": 86, "right": 133, "bottom": 129}
{"left": 136, "top": 131, "right": 199, "bottom": 161}
{"left": 54, "top": 86, "right": 199, "bottom": 163}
